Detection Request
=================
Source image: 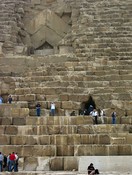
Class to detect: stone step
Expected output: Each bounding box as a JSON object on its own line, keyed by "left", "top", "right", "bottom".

{"left": 13, "top": 85, "right": 132, "bottom": 95}
{"left": 18, "top": 74, "right": 132, "bottom": 84}
{"left": 0, "top": 134, "right": 111, "bottom": 145}
{"left": 1, "top": 116, "right": 132, "bottom": 125}
{"left": 1, "top": 133, "right": 132, "bottom": 145}
{"left": 0, "top": 116, "right": 93, "bottom": 125}
{"left": 14, "top": 80, "right": 132, "bottom": 89}
{"left": 0, "top": 144, "right": 132, "bottom": 157}
{"left": 0, "top": 124, "right": 130, "bottom": 135}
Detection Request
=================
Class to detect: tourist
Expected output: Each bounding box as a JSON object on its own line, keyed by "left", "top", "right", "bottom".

{"left": 36, "top": 102, "right": 41, "bottom": 116}
{"left": 87, "top": 163, "right": 99, "bottom": 175}
{"left": 0, "top": 96, "right": 3, "bottom": 104}
{"left": 50, "top": 102, "right": 55, "bottom": 116}
{"left": 91, "top": 109, "right": 98, "bottom": 124}
{"left": 88, "top": 105, "right": 94, "bottom": 115}
{"left": 3, "top": 154, "right": 7, "bottom": 171}
{"left": 9, "top": 152, "right": 16, "bottom": 172}
{"left": 8, "top": 95, "right": 13, "bottom": 104}
{"left": 100, "top": 109, "right": 105, "bottom": 124}
{"left": 15, "top": 153, "right": 19, "bottom": 172}
{"left": 0, "top": 152, "right": 4, "bottom": 172}
{"left": 7, "top": 153, "right": 11, "bottom": 171}
{"left": 111, "top": 111, "right": 116, "bottom": 124}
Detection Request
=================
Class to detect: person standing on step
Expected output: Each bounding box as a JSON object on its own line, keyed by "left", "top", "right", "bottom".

{"left": 111, "top": 111, "right": 116, "bottom": 124}
{"left": 0, "top": 95, "right": 3, "bottom": 104}
{"left": 8, "top": 95, "right": 13, "bottom": 104}
{"left": 100, "top": 109, "right": 105, "bottom": 124}
{"left": 91, "top": 109, "right": 98, "bottom": 124}
{"left": 0, "top": 152, "right": 4, "bottom": 172}
{"left": 9, "top": 152, "right": 16, "bottom": 172}
{"left": 36, "top": 102, "right": 41, "bottom": 116}
{"left": 50, "top": 102, "right": 55, "bottom": 116}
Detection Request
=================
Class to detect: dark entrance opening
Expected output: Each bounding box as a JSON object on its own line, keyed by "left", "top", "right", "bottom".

{"left": 79, "top": 96, "right": 96, "bottom": 115}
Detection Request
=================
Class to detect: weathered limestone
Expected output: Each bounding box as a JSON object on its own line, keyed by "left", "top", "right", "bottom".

{"left": 24, "top": 9, "right": 70, "bottom": 50}
{"left": 79, "top": 156, "right": 132, "bottom": 173}
{"left": 0, "top": 0, "right": 132, "bottom": 173}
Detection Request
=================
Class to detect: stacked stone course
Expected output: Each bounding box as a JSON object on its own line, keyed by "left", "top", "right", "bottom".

{"left": 0, "top": 0, "right": 132, "bottom": 173}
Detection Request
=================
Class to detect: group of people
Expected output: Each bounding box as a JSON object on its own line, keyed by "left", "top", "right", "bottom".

{"left": 0, "top": 152, "right": 19, "bottom": 172}
{"left": 36, "top": 102, "right": 56, "bottom": 117}
{"left": 0, "top": 95, "right": 13, "bottom": 104}
{"left": 82, "top": 105, "right": 117, "bottom": 125}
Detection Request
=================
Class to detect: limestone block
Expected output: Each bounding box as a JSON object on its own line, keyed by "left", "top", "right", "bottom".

{"left": 64, "top": 157, "right": 78, "bottom": 171}
{"left": 74, "top": 145, "right": 92, "bottom": 156}
{"left": 24, "top": 157, "right": 38, "bottom": 171}
{"left": 12, "top": 118, "right": 26, "bottom": 125}
{"left": 22, "top": 146, "right": 35, "bottom": 157}
{"left": 0, "top": 126, "right": 4, "bottom": 134}
{"left": 118, "top": 145, "right": 131, "bottom": 155}
{"left": 77, "top": 125, "right": 94, "bottom": 134}
{"left": 68, "top": 134, "right": 81, "bottom": 145}
{"left": 47, "top": 125, "right": 61, "bottom": 135}
{"left": 126, "top": 134, "right": 132, "bottom": 144}
{"left": 59, "top": 94, "right": 69, "bottom": 101}
{"left": 42, "top": 87, "right": 56, "bottom": 95}
{"left": 46, "top": 95, "right": 59, "bottom": 101}
{"left": 0, "top": 145, "right": 22, "bottom": 155}
{"left": 17, "top": 101, "right": 28, "bottom": 108}
{"left": 108, "top": 145, "right": 118, "bottom": 155}
{"left": 14, "top": 46, "right": 25, "bottom": 54}
{"left": 20, "top": 108, "right": 29, "bottom": 117}
{"left": 36, "top": 94, "right": 46, "bottom": 101}
{"left": 15, "top": 88, "right": 24, "bottom": 95}
{"left": 4, "top": 126, "right": 18, "bottom": 135}
{"left": 31, "top": 0, "right": 41, "bottom": 5}
{"left": 26, "top": 94, "right": 36, "bottom": 101}
{"left": 63, "top": 126, "right": 77, "bottom": 134}
{"left": 0, "top": 135, "right": 10, "bottom": 145}
{"left": 26, "top": 117, "right": 38, "bottom": 125}
{"left": 11, "top": 136, "right": 27, "bottom": 145}
{"left": 50, "top": 157, "right": 64, "bottom": 171}
{"left": 57, "top": 145, "right": 74, "bottom": 156}
{"left": 99, "top": 134, "right": 110, "bottom": 144}
{"left": 110, "top": 137, "right": 126, "bottom": 144}
{"left": 59, "top": 46, "right": 73, "bottom": 54}
{"left": 92, "top": 145, "right": 108, "bottom": 155}
{"left": 39, "top": 135, "right": 50, "bottom": 145}
{"left": 0, "top": 118, "right": 12, "bottom": 125}
{"left": 0, "top": 42, "right": 4, "bottom": 56}
{"left": 55, "top": 135, "right": 68, "bottom": 145}
{"left": 46, "top": 117, "right": 54, "bottom": 125}
{"left": 32, "top": 146, "right": 56, "bottom": 156}
{"left": 31, "top": 87, "right": 43, "bottom": 94}
{"left": 46, "top": 0, "right": 56, "bottom": 3}
{"left": 10, "top": 108, "right": 20, "bottom": 117}
{"left": 17, "top": 126, "right": 37, "bottom": 135}
{"left": 37, "top": 125, "right": 49, "bottom": 135}
{"left": 36, "top": 157, "right": 50, "bottom": 171}
{"left": 62, "top": 101, "right": 74, "bottom": 109}
{"left": 121, "top": 117, "right": 131, "bottom": 124}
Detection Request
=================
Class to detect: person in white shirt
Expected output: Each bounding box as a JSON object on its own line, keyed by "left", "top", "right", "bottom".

{"left": 50, "top": 102, "right": 55, "bottom": 116}
{"left": 91, "top": 109, "right": 98, "bottom": 124}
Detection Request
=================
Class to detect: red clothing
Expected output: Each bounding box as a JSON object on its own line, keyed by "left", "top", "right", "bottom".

{"left": 9, "top": 154, "right": 16, "bottom": 161}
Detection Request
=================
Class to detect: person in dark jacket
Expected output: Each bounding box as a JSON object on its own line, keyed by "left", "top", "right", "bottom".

{"left": 87, "top": 163, "right": 99, "bottom": 175}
